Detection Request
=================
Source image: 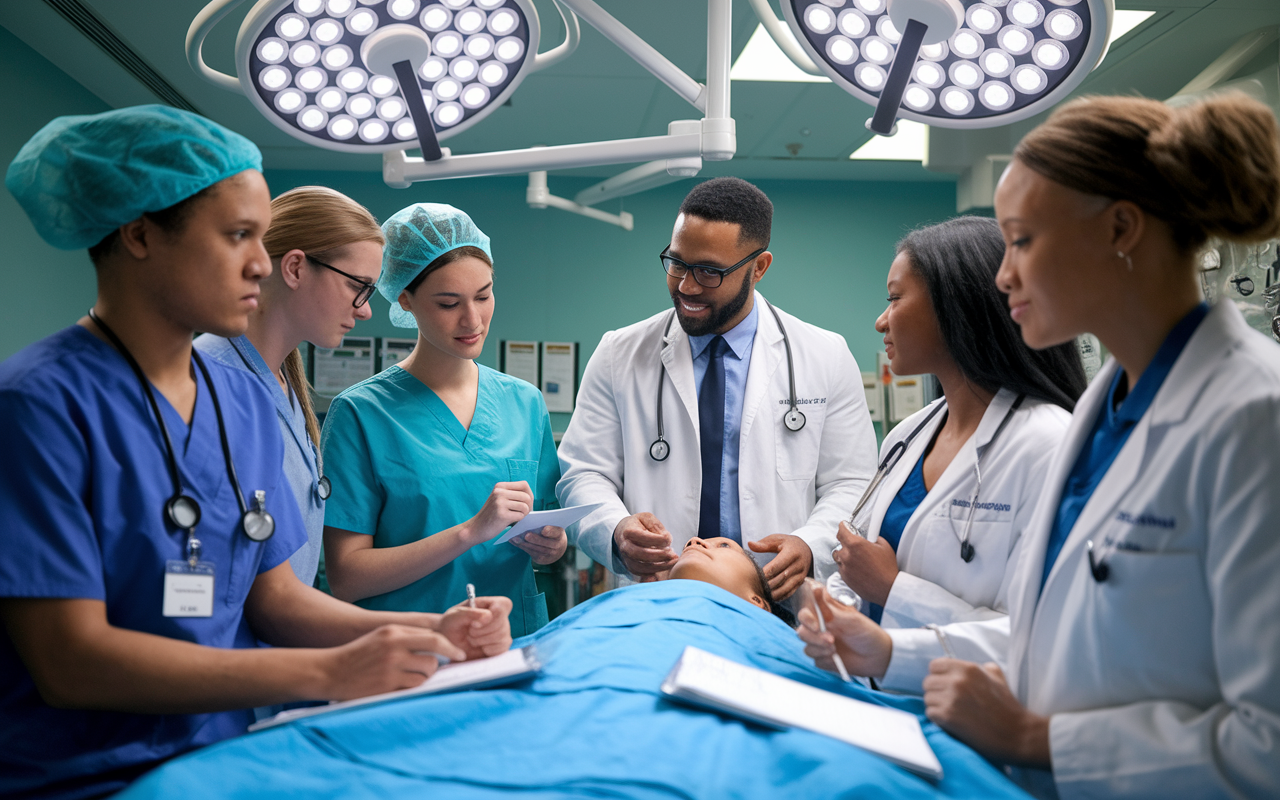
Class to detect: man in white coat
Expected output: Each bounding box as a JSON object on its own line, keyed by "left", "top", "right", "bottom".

{"left": 556, "top": 178, "right": 878, "bottom": 600}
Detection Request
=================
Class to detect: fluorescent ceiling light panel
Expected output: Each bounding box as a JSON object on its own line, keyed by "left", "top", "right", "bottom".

{"left": 849, "top": 119, "right": 927, "bottom": 160}
{"left": 731, "top": 24, "right": 829, "bottom": 83}
{"left": 1108, "top": 10, "right": 1156, "bottom": 49}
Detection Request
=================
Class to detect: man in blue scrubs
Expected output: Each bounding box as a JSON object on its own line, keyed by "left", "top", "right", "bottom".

{"left": 0, "top": 106, "right": 512, "bottom": 799}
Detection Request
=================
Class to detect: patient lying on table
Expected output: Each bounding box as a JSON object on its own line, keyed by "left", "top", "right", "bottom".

{"left": 118, "top": 555, "right": 1030, "bottom": 799}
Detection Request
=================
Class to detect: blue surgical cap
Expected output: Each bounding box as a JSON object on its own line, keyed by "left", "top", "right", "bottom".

{"left": 5, "top": 104, "right": 262, "bottom": 251}
{"left": 378, "top": 203, "right": 492, "bottom": 328}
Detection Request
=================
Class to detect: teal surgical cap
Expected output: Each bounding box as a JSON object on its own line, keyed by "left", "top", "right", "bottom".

{"left": 5, "top": 104, "right": 262, "bottom": 251}
{"left": 379, "top": 203, "right": 492, "bottom": 328}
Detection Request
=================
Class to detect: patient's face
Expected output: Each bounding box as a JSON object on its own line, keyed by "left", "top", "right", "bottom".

{"left": 668, "top": 538, "right": 769, "bottom": 612}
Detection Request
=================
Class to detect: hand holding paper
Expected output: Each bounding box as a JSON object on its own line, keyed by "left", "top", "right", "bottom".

{"left": 493, "top": 503, "right": 603, "bottom": 545}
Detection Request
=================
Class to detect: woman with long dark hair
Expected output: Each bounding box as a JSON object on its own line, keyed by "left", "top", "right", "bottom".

{"left": 824, "top": 216, "right": 1085, "bottom": 674}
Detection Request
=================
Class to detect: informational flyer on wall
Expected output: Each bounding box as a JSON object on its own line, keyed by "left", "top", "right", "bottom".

{"left": 500, "top": 340, "right": 540, "bottom": 387}
{"left": 312, "top": 336, "right": 375, "bottom": 397}
{"left": 540, "top": 342, "right": 578, "bottom": 413}
{"left": 380, "top": 337, "right": 416, "bottom": 372}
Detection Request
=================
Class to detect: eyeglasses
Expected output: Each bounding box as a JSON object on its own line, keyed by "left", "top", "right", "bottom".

{"left": 660, "top": 246, "right": 765, "bottom": 289}
{"left": 306, "top": 254, "right": 376, "bottom": 308}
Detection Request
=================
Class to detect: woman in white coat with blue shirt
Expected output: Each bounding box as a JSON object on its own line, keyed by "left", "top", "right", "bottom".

{"left": 802, "top": 94, "right": 1280, "bottom": 798}
{"left": 831, "top": 216, "right": 1085, "bottom": 635}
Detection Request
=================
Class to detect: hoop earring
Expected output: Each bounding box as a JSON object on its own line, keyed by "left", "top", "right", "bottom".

{"left": 1117, "top": 251, "right": 1134, "bottom": 272}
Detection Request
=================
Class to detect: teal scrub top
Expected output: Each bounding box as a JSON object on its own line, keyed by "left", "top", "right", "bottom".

{"left": 320, "top": 364, "right": 559, "bottom": 636}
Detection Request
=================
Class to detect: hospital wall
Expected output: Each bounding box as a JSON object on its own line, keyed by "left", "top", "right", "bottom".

{"left": 0, "top": 24, "right": 958, "bottom": 434}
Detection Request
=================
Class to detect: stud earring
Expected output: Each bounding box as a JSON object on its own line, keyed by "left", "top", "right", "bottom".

{"left": 1117, "top": 251, "right": 1133, "bottom": 271}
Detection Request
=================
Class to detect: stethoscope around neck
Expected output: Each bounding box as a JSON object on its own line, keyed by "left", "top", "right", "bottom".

{"left": 88, "top": 310, "right": 275, "bottom": 563}
{"left": 649, "top": 300, "right": 804, "bottom": 463}
{"left": 841, "top": 393, "right": 1025, "bottom": 564}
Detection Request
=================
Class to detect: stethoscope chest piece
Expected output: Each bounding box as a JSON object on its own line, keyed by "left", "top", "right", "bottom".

{"left": 959, "top": 540, "right": 976, "bottom": 563}
{"left": 784, "top": 408, "right": 806, "bottom": 432}
{"left": 649, "top": 438, "right": 670, "bottom": 462}
{"left": 317, "top": 475, "right": 332, "bottom": 500}
{"left": 242, "top": 490, "right": 276, "bottom": 542}
{"left": 166, "top": 494, "right": 201, "bottom": 531}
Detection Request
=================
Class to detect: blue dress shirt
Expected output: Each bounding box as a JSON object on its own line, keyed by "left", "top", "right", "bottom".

{"left": 1040, "top": 303, "right": 1210, "bottom": 590}
{"left": 689, "top": 302, "right": 759, "bottom": 540}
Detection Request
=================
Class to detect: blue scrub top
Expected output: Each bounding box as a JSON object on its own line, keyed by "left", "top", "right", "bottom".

{"left": 0, "top": 326, "right": 307, "bottom": 800}
{"left": 320, "top": 364, "right": 559, "bottom": 637}
{"left": 195, "top": 334, "right": 325, "bottom": 587}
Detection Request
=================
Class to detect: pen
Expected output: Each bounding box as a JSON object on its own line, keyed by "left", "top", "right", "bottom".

{"left": 926, "top": 623, "right": 957, "bottom": 659}
{"left": 813, "top": 597, "right": 853, "bottom": 683}
{"left": 466, "top": 582, "right": 476, "bottom": 610}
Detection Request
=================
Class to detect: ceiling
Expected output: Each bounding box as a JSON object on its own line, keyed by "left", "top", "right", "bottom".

{"left": 2, "top": 0, "right": 1278, "bottom": 187}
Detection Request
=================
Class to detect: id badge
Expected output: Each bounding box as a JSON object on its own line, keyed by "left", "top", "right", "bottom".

{"left": 163, "top": 560, "right": 215, "bottom": 618}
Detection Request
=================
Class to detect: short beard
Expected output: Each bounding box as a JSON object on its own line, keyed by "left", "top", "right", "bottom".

{"left": 672, "top": 274, "right": 754, "bottom": 337}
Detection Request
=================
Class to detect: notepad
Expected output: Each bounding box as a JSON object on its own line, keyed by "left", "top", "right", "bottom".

{"left": 249, "top": 645, "right": 541, "bottom": 732}
{"left": 491, "top": 503, "right": 604, "bottom": 545}
{"left": 660, "top": 646, "right": 943, "bottom": 780}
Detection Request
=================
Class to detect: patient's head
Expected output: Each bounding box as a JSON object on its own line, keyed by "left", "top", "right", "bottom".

{"left": 668, "top": 537, "right": 792, "bottom": 624}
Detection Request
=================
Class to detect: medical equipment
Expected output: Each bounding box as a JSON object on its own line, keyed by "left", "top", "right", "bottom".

{"left": 947, "top": 394, "right": 1024, "bottom": 563}
{"left": 87, "top": 309, "right": 276, "bottom": 551}
{"left": 841, "top": 400, "right": 947, "bottom": 536}
{"left": 1085, "top": 538, "right": 1110, "bottom": 582}
{"left": 648, "top": 300, "right": 804, "bottom": 463}
{"left": 774, "top": 0, "right": 1114, "bottom": 136}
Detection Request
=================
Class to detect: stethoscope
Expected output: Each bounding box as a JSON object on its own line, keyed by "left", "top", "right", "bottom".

{"left": 838, "top": 393, "right": 1024, "bottom": 563}
{"left": 649, "top": 300, "right": 804, "bottom": 462}
{"left": 88, "top": 310, "right": 275, "bottom": 565}
{"left": 229, "top": 341, "right": 330, "bottom": 501}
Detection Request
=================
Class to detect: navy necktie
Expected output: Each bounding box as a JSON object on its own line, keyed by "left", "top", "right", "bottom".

{"left": 698, "top": 336, "right": 729, "bottom": 541}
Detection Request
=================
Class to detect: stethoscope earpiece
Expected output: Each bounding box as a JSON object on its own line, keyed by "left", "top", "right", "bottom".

{"left": 959, "top": 540, "right": 975, "bottom": 563}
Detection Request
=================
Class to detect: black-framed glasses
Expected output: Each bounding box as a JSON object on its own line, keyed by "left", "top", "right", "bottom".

{"left": 306, "top": 254, "right": 377, "bottom": 308}
{"left": 660, "top": 246, "right": 765, "bottom": 289}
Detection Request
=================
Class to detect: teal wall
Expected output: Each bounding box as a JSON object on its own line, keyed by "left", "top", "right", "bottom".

{"left": 260, "top": 170, "right": 954, "bottom": 430}
{"left": 0, "top": 25, "right": 107, "bottom": 360}
{"left": 0, "top": 26, "right": 957, "bottom": 433}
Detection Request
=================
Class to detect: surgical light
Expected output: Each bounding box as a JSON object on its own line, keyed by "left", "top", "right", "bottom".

{"left": 188, "top": 0, "right": 542, "bottom": 157}
{"left": 781, "top": 0, "right": 1112, "bottom": 134}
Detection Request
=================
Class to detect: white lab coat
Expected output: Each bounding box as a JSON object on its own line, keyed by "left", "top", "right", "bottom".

{"left": 882, "top": 302, "right": 1280, "bottom": 799}
{"left": 556, "top": 292, "right": 878, "bottom": 580}
{"left": 865, "top": 389, "right": 1070, "bottom": 631}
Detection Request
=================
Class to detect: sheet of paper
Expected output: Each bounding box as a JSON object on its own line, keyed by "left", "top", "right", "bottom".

{"left": 501, "top": 340, "right": 540, "bottom": 387}
{"left": 492, "top": 503, "right": 604, "bottom": 545}
{"left": 249, "top": 646, "right": 539, "bottom": 732}
{"left": 540, "top": 342, "right": 577, "bottom": 413}
{"left": 662, "top": 646, "right": 943, "bottom": 780}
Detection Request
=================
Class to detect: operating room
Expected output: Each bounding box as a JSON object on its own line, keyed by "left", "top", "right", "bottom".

{"left": 2, "top": 0, "right": 1280, "bottom": 798}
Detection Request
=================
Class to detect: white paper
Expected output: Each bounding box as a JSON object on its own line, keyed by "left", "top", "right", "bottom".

{"left": 492, "top": 503, "right": 603, "bottom": 545}
{"left": 249, "top": 646, "right": 539, "bottom": 732}
{"left": 313, "top": 336, "right": 375, "bottom": 396}
{"left": 380, "top": 337, "right": 416, "bottom": 372}
{"left": 540, "top": 342, "right": 577, "bottom": 413}
{"left": 502, "top": 341, "right": 540, "bottom": 387}
{"left": 662, "top": 646, "right": 943, "bottom": 780}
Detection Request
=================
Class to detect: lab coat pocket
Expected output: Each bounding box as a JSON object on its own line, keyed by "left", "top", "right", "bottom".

{"left": 775, "top": 425, "right": 822, "bottom": 481}
{"left": 506, "top": 459, "right": 539, "bottom": 488}
{"left": 1092, "top": 550, "right": 1214, "bottom": 697}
